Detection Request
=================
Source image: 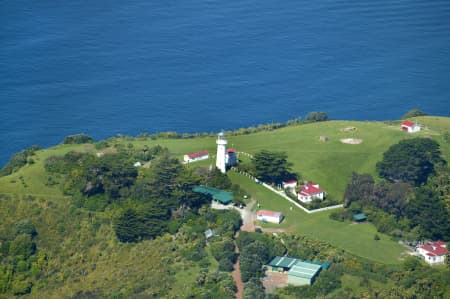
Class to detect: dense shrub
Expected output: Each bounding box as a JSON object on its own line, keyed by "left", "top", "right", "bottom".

{"left": 403, "top": 109, "right": 427, "bottom": 119}
{"left": 14, "top": 220, "right": 37, "bottom": 238}
{"left": 0, "top": 145, "right": 40, "bottom": 176}
{"left": 237, "top": 232, "right": 285, "bottom": 282}
{"left": 63, "top": 134, "right": 93, "bottom": 144}
{"left": 304, "top": 112, "right": 329, "bottom": 123}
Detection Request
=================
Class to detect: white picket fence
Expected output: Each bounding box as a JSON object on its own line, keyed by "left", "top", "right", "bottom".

{"left": 231, "top": 167, "right": 343, "bottom": 214}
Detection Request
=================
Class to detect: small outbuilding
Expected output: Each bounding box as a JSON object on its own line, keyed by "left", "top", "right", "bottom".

{"left": 287, "top": 261, "right": 322, "bottom": 286}
{"left": 184, "top": 151, "right": 209, "bottom": 163}
{"left": 204, "top": 229, "right": 218, "bottom": 240}
{"left": 353, "top": 213, "right": 367, "bottom": 223}
{"left": 401, "top": 120, "right": 421, "bottom": 133}
{"left": 226, "top": 148, "right": 238, "bottom": 166}
{"left": 257, "top": 210, "right": 284, "bottom": 224}
{"left": 282, "top": 179, "right": 297, "bottom": 190}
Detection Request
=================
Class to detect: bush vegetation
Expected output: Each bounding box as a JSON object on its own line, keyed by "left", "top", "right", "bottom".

{"left": 62, "top": 134, "right": 93, "bottom": 144}
{"left": 334, "top": 137, "right": 450, "bottom": 241}
{"left": 304, "top": 111, "right": 329, "bottom": 123}
{"left": 0, "top": 145, "right": 40, "bottom": 177}
{"left": 403, "top": 109, "right": 427, "bottom": 119}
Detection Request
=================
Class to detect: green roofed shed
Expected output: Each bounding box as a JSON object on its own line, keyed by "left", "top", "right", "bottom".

{"left": 193, "top": 186, "right": 233, "bottom": 204}
{"left": 353, "top": 213, "right": 367, "bottom": 222}
{"left": 288, "top": 261, "right": 322, "bottom": 286}
{"left": 269, "top": 256, "right": 300, "bottom": 271}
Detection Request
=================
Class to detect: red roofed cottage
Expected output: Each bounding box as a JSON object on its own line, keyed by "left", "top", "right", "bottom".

{"left": 297, "top": 183, "right": 325, "bottom": 203}
{"left": 257, "top": 210, "right": 284, "bottom": 224}
{"left": 183, "top": 151, "right": 209, "bottom": 163}
{"left": 416, "top": 241, "right": 448, "bottom": 265}
{"left": 401, "top": 120, "right": 420, "bottom": 133}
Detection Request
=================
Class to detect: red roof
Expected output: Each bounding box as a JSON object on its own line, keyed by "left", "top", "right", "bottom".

{"left": 283, "top": 179, "right": 297, "bottom": 184}
{"left": 418, "top": 243, "right": 449, "bottom": 256}
{"left": 257, "top": 210, "right": 282, "bottom": 218}
{"left": 186, "top": 151, "right": 209, "bottom": 158}
{"left": 402, "top": 120, "right": 415, "bottom": 127}
{"left": 299, "top": 183, "right": 324, "bottom": 196}
{"left": 226, "top": 148, "right": 237, "bottom": 153}
{"left": 434, "top": 241, "right": 447, "bottom": 247}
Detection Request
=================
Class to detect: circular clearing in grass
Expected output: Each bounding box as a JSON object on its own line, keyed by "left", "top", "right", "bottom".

{"left": 340, "top": 138, "right": 363, "bottom": 144}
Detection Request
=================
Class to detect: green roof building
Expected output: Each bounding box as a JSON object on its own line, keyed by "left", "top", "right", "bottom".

{"left": 287, "top": 261, "right": 322, "bottom": 286}
{"left": 193, "top": 186, "right": 233, "bottom": 204}
{"left": 353, "top": 213, "right": 367, "bottom": 222}
{"left": 268, "top": 256, "right": 300, "bottom": 271}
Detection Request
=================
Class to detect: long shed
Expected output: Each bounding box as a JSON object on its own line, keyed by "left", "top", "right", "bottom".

{"left": 287, "top": 261, "right": 322, "bottom": 286}
{"left": 269, "top": 256, "right": 300, "bottom": 272}
{"left": 193, "top": 186, "right": 233, "bottom": 204}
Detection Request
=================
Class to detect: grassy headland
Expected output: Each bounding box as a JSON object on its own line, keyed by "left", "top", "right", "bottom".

{"left": 0, "top": 116, "right": 449, "bottom": 297}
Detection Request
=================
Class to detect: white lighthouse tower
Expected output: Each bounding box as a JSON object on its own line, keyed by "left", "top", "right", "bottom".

{"left": 216, "top": 131, "right": 227, "bottom": 173}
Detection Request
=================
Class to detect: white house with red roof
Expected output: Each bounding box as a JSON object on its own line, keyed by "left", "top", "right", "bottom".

{"left": 401, "top": 120, "right": 421, "bottom": 133}
{"left": 226, "top": 148, "right": 238, "bottom": 166}
{"left": 183, "top": 151, "right": 209, "bottom": 163}
{"left": 257, "top": 210, "right": 284, "bottom": 224}
{"left": 297, "top": 183, "right": 325, "bottom": 203}
{"left": 416, "top": 241, "right": 448, "bottom": 265}
{"left": 282, "top": 179, "right": 298, "bottom": 190}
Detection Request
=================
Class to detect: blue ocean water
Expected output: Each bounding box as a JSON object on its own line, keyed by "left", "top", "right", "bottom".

{"left": 1, "top": 0, "right": 450, "bottom": 166}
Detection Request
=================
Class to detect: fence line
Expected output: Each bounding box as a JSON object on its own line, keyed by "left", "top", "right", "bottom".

{"left": 231, "top": 168, "right": 343, "bottom": 214}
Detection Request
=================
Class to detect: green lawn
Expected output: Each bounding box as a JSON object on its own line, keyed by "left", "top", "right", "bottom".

{"left": 228, "top": 171, "right": 407, "bottom": 264}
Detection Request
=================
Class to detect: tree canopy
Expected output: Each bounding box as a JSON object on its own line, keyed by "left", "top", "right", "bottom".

{"left": 343, "top": 173, "right": 374, "bottom": 207}
{"left": 406, "top": 187, "right": 450, "bottom": 240}
{"left": 0, "top": 145, "right": 40, "bottom": 177}
{"left": 304, "top": 112, "right": 329, "bottom": 123}
{"left": 63, "top": 133, "right": 93, "bottom": 144}
{"left": 376, "top": 138, "right": 443, "bottom": 186}
{"left": 403, "top": 109, "right": 427, "bottom": 119}
{"left": 251, "top": 150, "right": 294, "bottom": 184}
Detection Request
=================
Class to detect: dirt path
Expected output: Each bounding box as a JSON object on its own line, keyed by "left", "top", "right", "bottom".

{"left": 241, "top": 200, "right": 256, "bottom": 232}
{"left": 257, "top": 226, "right": 295, "bottom": 233}
{"left": 232, "top": 234, "right": 244, "bottom": 299}
{"left": 231, "top": 200, "right": 258, "bottom": 299}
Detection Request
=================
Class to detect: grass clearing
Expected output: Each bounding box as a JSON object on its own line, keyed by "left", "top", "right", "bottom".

{"left": 119, "top": 118, "right": 449, "bottom": 199}
{"left": 228, "top": 171, "right": 406, "bottom": 264}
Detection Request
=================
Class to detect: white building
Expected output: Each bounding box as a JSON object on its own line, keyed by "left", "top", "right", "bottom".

{"left": 401, "top": 120, "right": 421, "bottom": 133}
{"left": 282, "top": 179, "right": 298, "bottom": 190}
{"left": 257, "top": 210, "right": 283, "bottom": 224}
{"left": 216, "top": 132, "right": 227, "bottom": 173}
{"left": 416, "top": 241, "right": 448, "bottom": 265}
{"left": 184, "top": 151, "right": 209, "bottom": 163}
{"left": 297, "top": 183, "right": 325, "bottom": 203}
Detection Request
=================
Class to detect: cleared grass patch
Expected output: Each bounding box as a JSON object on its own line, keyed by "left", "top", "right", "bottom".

{"left": 229, "top": 172, "right": 406, "bottom": 264}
